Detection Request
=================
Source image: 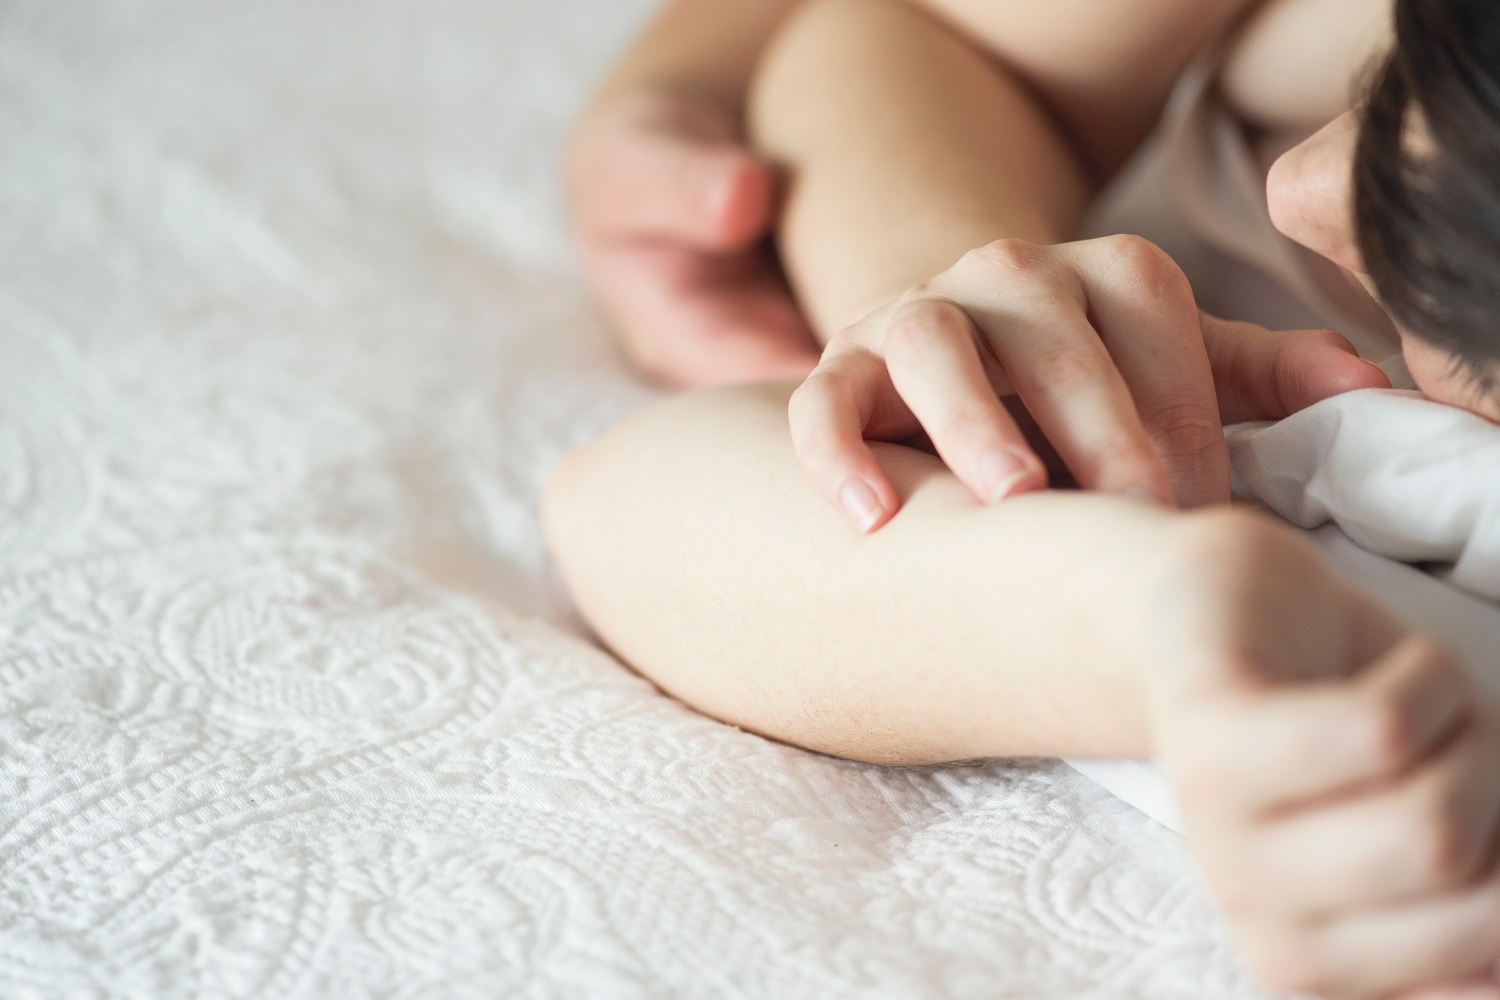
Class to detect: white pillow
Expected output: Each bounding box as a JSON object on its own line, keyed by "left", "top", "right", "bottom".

{"left": 1228, "top": 388, "right": 1500, "bottom": 601}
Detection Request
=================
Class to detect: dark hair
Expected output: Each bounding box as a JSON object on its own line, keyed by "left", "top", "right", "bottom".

{"left": 1354, "top": 0, "right": 1500, "bottom": 375}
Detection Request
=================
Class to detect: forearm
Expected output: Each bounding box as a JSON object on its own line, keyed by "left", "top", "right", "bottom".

{"left": 593, "top": 0, "right": 805, "bottom": 110}
{"left": 544, "top": 383, "right": 1188, "bottom": 763}
{"left": 748, "top": 0, "right": 1092, "bottom": 337}
{"left": 746, "top": 0, "right": 1266, "bottom": 338}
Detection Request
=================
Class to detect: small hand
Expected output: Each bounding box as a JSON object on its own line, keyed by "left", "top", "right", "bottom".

{"left": 1150, "top": 514, "right": 1500, "bottom": 1000}
{"left": 568, "top": 89, "right": 821, "bottom": 386}
{"left": 787, "top": 236, "right": 1389, "bottom": 531}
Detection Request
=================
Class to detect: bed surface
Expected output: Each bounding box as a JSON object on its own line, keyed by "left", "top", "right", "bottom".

{"left": 0, "top": 2, "right": 1263, "bottom": 996}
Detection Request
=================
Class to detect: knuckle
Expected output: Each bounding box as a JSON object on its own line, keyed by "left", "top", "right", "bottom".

{"left": 898, "top": 279, "right": 934, "bottom": 301}
{"left": 1145, "top": 398, "right": 1223, "bottom": 465}
{"left": 883, "top": 301, "right": 966, "bottom": 362}
{"left": 1098, "top": 232, "right": 1164, "bottom": 268}
{"left": 787, "top": 371, "right": 839, "bottom": 432}
{"left": 788, "top": 366, "right": 831, "bottom": 405}
{"left": 1098, "top": 234, "right": 1192, "bottom": 300}
{"left": 961, "top": 238, "right": 1047, "bottom": 280}
{"left": 825, "top": 323, "right": 862, "bottom": 350}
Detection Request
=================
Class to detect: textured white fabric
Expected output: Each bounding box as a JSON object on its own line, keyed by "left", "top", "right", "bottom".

{"left": 0, "top": 1, "right": 1267, "bottom": 997}
{"left": 1230, "top": 389, "right": 1500, "bottom": 601}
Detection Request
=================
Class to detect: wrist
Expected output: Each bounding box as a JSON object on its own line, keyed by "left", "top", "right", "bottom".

{"left": 1125, "top": 507, "right": 1278, "bottom": 756}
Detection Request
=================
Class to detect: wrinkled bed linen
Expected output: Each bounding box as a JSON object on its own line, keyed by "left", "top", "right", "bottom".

{"left": 0, "top": 1, "right": 1266, "bottom": 997}
{"left": 1230, "top": 389, "right": 1500, "bottom": 601}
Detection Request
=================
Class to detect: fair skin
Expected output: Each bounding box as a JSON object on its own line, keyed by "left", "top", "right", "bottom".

{"left": 557, "top": 1, "right": 1500, "bottom": 997}
{"left": 1267, "top": 110, "right": 1500, "bottom": 422}
{"left": 567, "top": 0, "right": 820, "bottom": 385}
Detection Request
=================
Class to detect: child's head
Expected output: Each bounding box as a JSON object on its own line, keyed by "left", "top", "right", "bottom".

{"left": 1267, "top": 0, "right": 1500, "bottom": 421}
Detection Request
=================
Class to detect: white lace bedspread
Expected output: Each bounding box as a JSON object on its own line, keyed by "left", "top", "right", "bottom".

{"left": 0, "top": 1, "right": 1265, "bottom": 996}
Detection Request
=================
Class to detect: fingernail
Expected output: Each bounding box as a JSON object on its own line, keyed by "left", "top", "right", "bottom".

{"left": 977, "top": 448, "right": 1035, "bottom": 503}
{"left": 839, "top": 478, "right": 885, "bottom": 533}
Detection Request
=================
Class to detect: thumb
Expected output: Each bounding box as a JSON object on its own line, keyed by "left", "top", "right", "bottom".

{"left": 1202, "top": 312, "right": 1390, "bottom": 424}
{"left": 573, "top": 122, "right": 776, "bottom": 251}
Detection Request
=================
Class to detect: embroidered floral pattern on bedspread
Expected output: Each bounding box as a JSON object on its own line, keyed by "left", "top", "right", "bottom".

{"left": 0, "top": 1, "right": 1264, "bottom": 996}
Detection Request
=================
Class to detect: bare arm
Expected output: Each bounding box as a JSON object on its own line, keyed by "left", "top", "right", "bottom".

{"left": 751, "top": 0, "right": 1253, "bottom": 334}
{"left": 550, "top": 5, "right": 1500, "bottom": 992}
{"left": 747, "top": 0, "right": 1386, "bottom": 533}
{"left": 590, "top": 0, "right": 802, "bottom": 107}
{"left": 748, "top": 0, "right": 1088, "bottom": 335}
{"left": 546, "top": 383, "right": 1179, "bottom": 762}
{"left": 545, "top": 381, "right": 1500, "bottom": 999}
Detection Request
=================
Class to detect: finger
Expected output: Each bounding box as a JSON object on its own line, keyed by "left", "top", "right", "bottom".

{"left": 1192, "top": 635, "right": 1473, "bottom": 815}
{"left": 881, "top": 299, "right": 1047, "bottom": 503}
{"left": 587, "top": 242, "right": 821, "bottom": 386}
{"left": 1297, "top": 871, "right": 1500, "bottom": 1000}
{"left": 1069, "top": 236, "right": 1230, "bottom": 507}
{"left": 576, "top": 128, "right": 775, "bottom": 251}
{"left": 1202, "top": 313, "right": 1391, "bottom": 423}
{"left": 955, "top": 273, "right": 1172, "bottom": 504}
{"left": 788, "top": 343, "right": 912, "bottom": 532}
{"left": 1249, "top": 711, "right": 1500, "bottom": 914}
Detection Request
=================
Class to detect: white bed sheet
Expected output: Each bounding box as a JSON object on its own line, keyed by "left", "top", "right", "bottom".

{"left": 0, "top": 1, "right": 1282, "bottom": 996}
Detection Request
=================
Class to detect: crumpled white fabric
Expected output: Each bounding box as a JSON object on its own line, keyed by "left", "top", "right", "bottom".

{"left": 1229, "top": 388, "right": 1500, "bottom": 601}
{"left": 0, "top": 1, "right": 1265, "bottom": 997}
